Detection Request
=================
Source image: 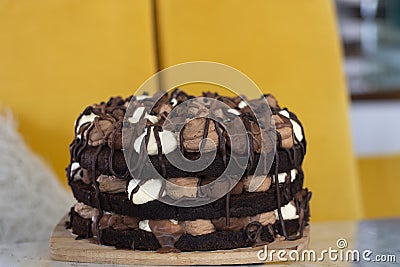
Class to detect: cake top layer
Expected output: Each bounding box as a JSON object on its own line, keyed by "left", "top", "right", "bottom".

{"left": 73, "top": 89, "right": 304, "bottom": 150}
{"left": 69, "top": 89, "right": 306, "bottom": 182}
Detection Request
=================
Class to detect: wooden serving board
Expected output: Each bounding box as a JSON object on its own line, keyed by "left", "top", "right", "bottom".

{"left": 50, "top": 215, "right": 310, "bottom": 265}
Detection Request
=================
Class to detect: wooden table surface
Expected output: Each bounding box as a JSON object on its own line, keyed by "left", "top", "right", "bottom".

{"left": 1, "top": 218, "right": 399, "bottom": 266}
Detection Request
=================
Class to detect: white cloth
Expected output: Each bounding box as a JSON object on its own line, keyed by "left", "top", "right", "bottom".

{"left": 0, "top": 111, "right": 74, "bottom": 243}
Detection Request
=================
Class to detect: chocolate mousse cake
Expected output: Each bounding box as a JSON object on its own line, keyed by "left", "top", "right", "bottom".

{"left": 66, "top": 89, "right": 312, "bottom": 252}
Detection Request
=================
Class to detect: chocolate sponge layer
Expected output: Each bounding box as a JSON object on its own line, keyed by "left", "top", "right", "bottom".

{"left": 68, "top": 207, "right": 307, "bottom": 251}
{"left": 70, "top": 171, "right": 303, "bottom": 221}
{"left": 78, "top": 143, "right": 305, "bottom": 179}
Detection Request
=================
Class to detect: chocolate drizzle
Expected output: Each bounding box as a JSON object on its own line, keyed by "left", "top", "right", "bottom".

{"left": 293, "top": 189, "right": 312, "bottom": 239}
{"left": 200, "top": 118, "right": 211, "bottom": 152}
{"left": 128, "top": 182, "right": 140, "bottom": 201}
{"left": 91, "top": 144, "right": 104, "bottom": 244}
{"left": 67, "top": 91, "right": 310, "bottom": 251}
{"left": 179, "top": 130, "right": 184, "bottom": 154}
{"left": 68, "top": 99, "right": 135, "bottom": 245}
{"left": 274, "top": 128, "right": 307, "bottom": 241}
{"left": 76, "top": 124, "right": 93, "bottom": 159}
{"left": 214, "top": 121, "right": 227, "bottom": 168}
{"left": 134, "top": 125, "right": 152, "bottom": 178}
{"left": 241, "top": 115, "right": 255, "bottom": 172}
{"left": 73, "top": 106, "right": 92, "bottom": 134}
{"left": 273, "top": 131, "right": 290, "bottom": 239}
{"left": 245, "top": 221, "right": 263, "bottom": 244}
{"left": 108, "top": 121, "right": 123, "bottom": 177}
{"left": 153, "top": 126, "right": 167, "bottom": 177}
{"left": 67, "top": 122, "right": 95, "bottom": 185}
{"left": 283, "top": 171, "right": 292, "bottom": 201}
{"left": 225, "top": 192, "right": 231, "bottom": 227}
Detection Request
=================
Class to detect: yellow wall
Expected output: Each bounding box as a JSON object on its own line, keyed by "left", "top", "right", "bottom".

{"left": 358, "top": 155, "right": 400, "bottom": 219}
{"left": 155, "top": 0, "right": 363, "bottom": 221}
{"left": 0, "top": 0, "right": 156, "bottom": 186}
{"left": 0, "top": 0, "right": 365, "bottom": 221}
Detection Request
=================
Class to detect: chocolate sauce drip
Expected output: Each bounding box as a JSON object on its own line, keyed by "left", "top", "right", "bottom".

{"left": 153, "top": 126, "right": 166, "bottom": 177}
{"left": 67, "top": 165, "right": 81, "bottom": 184}
{"left": 245, "top": 221, "right": 263, "bottom": 243}
{"left": 68, "top": 122, "right": 95, "bottom": 185}
{"left": 82, "top": 112, "right": 124, "bottom": 244}
{"left": 225, "top": 192, "right": 231, "bottom": 227}
{"left": 68, "top": 99, "right": 138, "bottom": 243}
{"left": 200, "top": 118, "right": 211, "bottom": 152}
{"left": 297, "top": 138, "right": 306, "bottom": 160}
{"left": 274, "top": 131, "right": 290, "bottom": 239}
{"left": 134, "top": 125, "right": 152, "bottom": 178}
{"left": 108, "top": 121, "right": 122, "bottom": 177}
{"left": 275, "top": 130, "right": 303, "bottom": 241}
{"left": 283, "top": 171, "right": 292, "bottom": 201}
{"left": 75, "top": 123, "right": 94, "bottom": 162}
{"left": 125, "top": 178, "right": 130, "bottom": 194}
{"left": 289, "top": 112, "right": 306, "bottom": 156}
{"left": 240, "top": 113, "right": 257, "bottom": 174}
{"left": 91, "top": 144, "right": 104, "bottom": 244}
{"left": 254, "top": 126, "right": 273, "bottom": 177}
{"left": 129, "top": 183, "right": 140, "bottom": 201}
{"left": 127, "top": 176, "right": 152, "bottom": 202}
{"left": 70, "top": 130, "right": 84, "bottom": 160}
{"left": 293, "top": 189, "right": 312, "bottom": 240}
{"left": 73, "top": 106, "right": 93, "bottom": 134}
{"left": 241, "top": 116, "right": 254, "bottom": 172}
{"left": 285, "top": 115, "right": 308, "bottom": 239}
{"left": 214, "top": 121, "right": 227, "bottom": 168}
{"left": 179, "top": 129, "right": 184, "bottom": 154}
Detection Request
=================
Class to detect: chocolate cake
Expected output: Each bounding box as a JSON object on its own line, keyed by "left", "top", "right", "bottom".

{"left": 65, "top": 89, "right": 312, "bottom": 252}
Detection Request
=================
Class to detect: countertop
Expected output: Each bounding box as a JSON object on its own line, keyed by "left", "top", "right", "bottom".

{"left": 1, "top": 218, "right": 399, "bottom": 267}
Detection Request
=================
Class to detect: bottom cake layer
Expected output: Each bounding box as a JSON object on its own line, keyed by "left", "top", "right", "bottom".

{"left": 67, "top": 206, "right": 309, "bottom": 252}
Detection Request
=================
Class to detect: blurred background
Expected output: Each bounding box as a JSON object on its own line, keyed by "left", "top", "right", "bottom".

{"left": 0, "top": 0, "right": 399, "bottom": 223}
{"left": 336, "top": 0, "right": 400, "bottom": 218}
